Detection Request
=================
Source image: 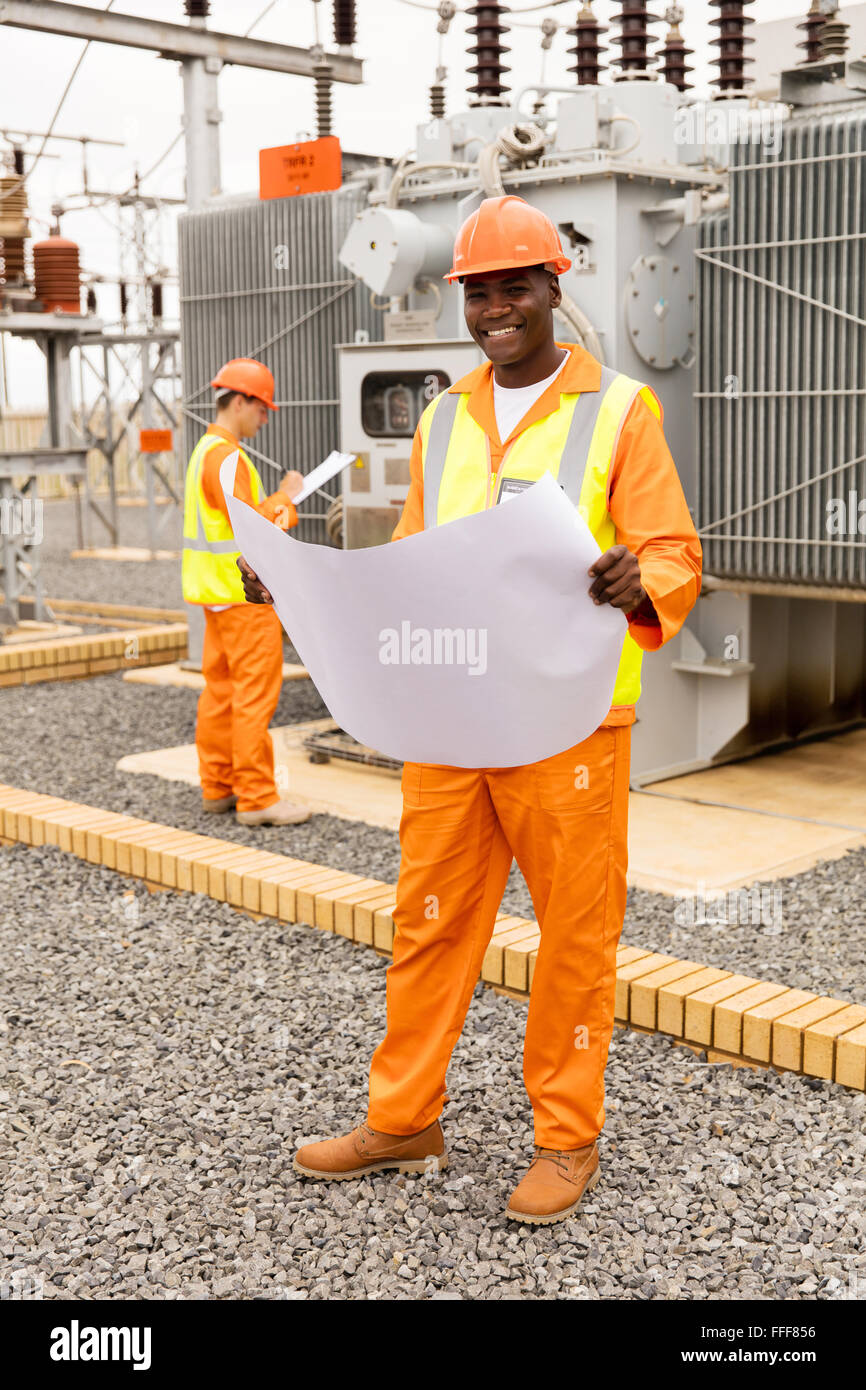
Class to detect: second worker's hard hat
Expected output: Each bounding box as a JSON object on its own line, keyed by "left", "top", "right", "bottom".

{"left": 210, "top": 357, "right": 279, "bottom": 411}
{"left": 443, "top": 195, "right": 572, "bottom": 283}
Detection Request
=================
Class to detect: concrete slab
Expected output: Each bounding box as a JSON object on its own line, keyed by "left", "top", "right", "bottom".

{"left": 117, "top": 718, "right": 404, "bottom": 829}
{"left": 648, "top": 728, "right": 866, "bottom": 832}
{"left": 628, "top": 793, "right": 864, "bottom": 895}
{"left": 116, "top": 725, "right": 866, "bottom": 891}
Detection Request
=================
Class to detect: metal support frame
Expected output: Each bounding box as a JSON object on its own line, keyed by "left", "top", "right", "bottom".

{"left": 0, "top": 450, "right": 87, "bottom": 626}
{"left": 76, "top": 329, "right": 182, "bottom": 553}
{"left": 0, "top": 1, "right": 362, "bottom": 214}
{"left": 0, "top": 2, "right": 363, "bottom": 82}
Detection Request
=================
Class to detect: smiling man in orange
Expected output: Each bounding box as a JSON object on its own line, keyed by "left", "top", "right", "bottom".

{"left": 241, "top": 197, "right": 701, "bottom": 1223}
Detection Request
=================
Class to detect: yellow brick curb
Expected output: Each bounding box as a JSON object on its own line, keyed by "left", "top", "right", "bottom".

{"left": 0, "top": 624, "right": 188, "bottom": 687}
{"left": 1, "top": 782, "right": 864, "bottom": 1092}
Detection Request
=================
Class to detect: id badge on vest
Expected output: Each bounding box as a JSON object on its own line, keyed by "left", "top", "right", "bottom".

{"left": 495, "top": 475, "right": 566, "bottom": 505}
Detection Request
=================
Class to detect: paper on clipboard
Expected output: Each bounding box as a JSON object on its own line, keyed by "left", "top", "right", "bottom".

{"left": 292, "top": 450, "right": 357, "bottom": 505}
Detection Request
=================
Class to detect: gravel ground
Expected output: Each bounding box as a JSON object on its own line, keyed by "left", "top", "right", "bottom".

{"left": 5, "top": 511, "right": 865, "bottom": 1302}
{"left": 1, "top": 842, "right": 864, "bottom": 1302}
{"left": 35, "top": 497, "right": 185, "bottom": 609}
{"left": 1, "top": 670, "right": 865, "bottom": 1001}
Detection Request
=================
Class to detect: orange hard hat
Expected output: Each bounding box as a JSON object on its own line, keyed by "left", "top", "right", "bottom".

{"left": 210, "top": 357, "right": 279, "bottom": 411}
{"left": 444, "top": 195, "right": 571, "bottom": 283}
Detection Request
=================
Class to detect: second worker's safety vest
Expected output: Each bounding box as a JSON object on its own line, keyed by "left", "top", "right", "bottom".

{"left": 182, "top": 433, "right": 265, "bottom": 605}
{"left": 418, "top": 365, "right": 662, "bottom": 708}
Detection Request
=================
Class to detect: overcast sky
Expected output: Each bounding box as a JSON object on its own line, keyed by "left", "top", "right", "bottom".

{"left": 0, "top": 0, "right": 856, "bottom": 407}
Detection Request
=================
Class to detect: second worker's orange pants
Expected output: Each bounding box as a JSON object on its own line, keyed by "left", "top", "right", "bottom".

{"left": 367, "top": 724, "right": 631, "bottom": 1150}
{"left": 196, "top": 604, "right": 284, "bottom": 812}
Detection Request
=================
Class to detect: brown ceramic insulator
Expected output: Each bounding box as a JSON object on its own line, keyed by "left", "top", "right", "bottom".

{"left": 333, "top": 0, "right": 357, "bottom": 46}
{"left": 659, "top": 22, "right": 694, "bottom": 90}
{"left": 796, "top": 2, "right": 826, "bottom": 64}
{"left": 610, "top": 3, "right": 663, "bottom": 77}
{"left": 0, "top": 237, "right": 27, "bottom": 283}
{"left": 821, "top": 18, "right": 849, "bottom": 59}
{"left": 33, "top": 236, "right": 81, "bottom": 313}
{"left": 466, "top": 3, "right": 511, "bottom": 104}
{"left": 709, "top": 0, "right": 755, "bottom": 91}
{"left": 0, "top": 176, "right": 30, "bottom": 286}
{"left": 567, "top": 3, "right": 608, "bottom": 87}
{"left": 430, "top": 83, "right": 446, "bottom": 117}
{"left": 183, "top": 1, "right": 210, "bottom": 16}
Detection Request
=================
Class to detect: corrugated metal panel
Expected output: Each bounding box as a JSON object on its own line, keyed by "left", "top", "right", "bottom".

{"left": 178, "top": 185, "right": 379, "bottom": 544}
{"left": 696, "top": 107, "right": 866, "bottom": 588}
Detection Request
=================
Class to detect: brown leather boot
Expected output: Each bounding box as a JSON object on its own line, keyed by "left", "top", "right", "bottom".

{"left": 505, "top": 1142, "right": 600, "bottom": 1224}
{"left": 293, "top": 1119, "right": 447, "bottom": 1180}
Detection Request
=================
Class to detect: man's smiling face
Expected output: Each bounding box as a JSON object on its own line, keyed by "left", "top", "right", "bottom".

{"left": 463, "top": 265, "right": 561, "bottom": 364}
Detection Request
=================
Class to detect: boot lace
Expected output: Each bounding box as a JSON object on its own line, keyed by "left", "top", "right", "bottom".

{"left": 531, "top": 1145, "right": 572, "bottom": 1175}
{"left": 355, "top": 1122, "right": 376, "bottom": 1149}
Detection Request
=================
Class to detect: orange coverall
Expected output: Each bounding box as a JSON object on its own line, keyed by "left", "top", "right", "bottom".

{"left": 195, "top": 425, "right": 298, "bottom": 812}
{"left": 367, "top": 343, "right": 702, "bottom": 1149}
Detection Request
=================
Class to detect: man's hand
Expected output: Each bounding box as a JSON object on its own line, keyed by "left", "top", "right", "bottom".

{"left": 237, "top": 556, "right": 274, "bottom": 604}
{"left": 588, "top": 544, "right": 654, "bottom": 616}
{"left": 280, "top": 470, "right": 304, "bottom": 500}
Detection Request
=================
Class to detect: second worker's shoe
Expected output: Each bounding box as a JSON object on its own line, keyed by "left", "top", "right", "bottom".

{"left": 293, "top": 1119, "right": 447, "bottom": 1180}
{"left": 236, "top": 798, "right": 311, "bottom": 826}
{"left": 505, "top": 1141, "right": 600, "bottom": 1225}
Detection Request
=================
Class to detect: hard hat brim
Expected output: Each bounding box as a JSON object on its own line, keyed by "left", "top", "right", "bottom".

{"left": 210, "top": 377, "right": 279, "bottom": 411}
{"left": 443, "top": 252, "right": 571, "bottom": 283}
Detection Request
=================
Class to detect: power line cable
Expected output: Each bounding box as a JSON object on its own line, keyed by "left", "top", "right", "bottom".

{"left": 0, "top": 0, "right": 119, "bottom": 202}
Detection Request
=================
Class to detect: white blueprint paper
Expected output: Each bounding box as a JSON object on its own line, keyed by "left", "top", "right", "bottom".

{"left": 222, "top": 454, "right": 626, "bottom": 769}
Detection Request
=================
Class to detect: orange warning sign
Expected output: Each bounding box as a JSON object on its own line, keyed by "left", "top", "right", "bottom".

{"left": 259, "top": 136, "right": 342, "bottom": 200}
{"left": 139, "top": 429, "right": 173, "bottom": 453}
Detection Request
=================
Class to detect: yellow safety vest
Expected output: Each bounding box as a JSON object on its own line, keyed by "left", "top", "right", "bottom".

{"left": 418, "top": 365, "right": 662, "bottom": 708}
{"left": 182, "top": 433, "right": 265, "bottom": 605}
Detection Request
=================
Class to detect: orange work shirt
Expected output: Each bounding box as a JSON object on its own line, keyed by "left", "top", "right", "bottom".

{"left": 199, "top": 423, "right": 299, "bottom": 530}
{"left": 390, "top": 341, "right": 703, "bottom": 728}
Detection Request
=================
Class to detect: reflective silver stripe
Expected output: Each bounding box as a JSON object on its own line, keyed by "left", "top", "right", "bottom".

{"left": 184, "top": 438, "right": 246, "bottom": 555}
{"left": 423, "top": 392, "right": 461, "bottom": 528}
{"left": 421, "top": 368, "right": 637, "bottom": 523}
{"left": 183, "top": 534, "right": 239, "bottom": 554}
{"left": 556, "top": 365, "right": 621, "bottom": 504}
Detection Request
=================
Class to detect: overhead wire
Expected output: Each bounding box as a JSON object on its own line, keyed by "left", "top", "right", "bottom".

{"left": 0, "top": 0, "right": 120, "bottom": 202}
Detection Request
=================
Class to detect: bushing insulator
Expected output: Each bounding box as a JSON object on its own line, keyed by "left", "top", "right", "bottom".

{"left": 314, "top": 65, "right": 333, "bottom": 137}
{"left": 709, "top": 1, "right": 755, "bottom": 92}
{"left": 821, "top": 18, "right": 849, "bottom": 59}
{"left": 610, "top": 3, "right": 664, "bottom": 77}
{"left": 567, "top": 3, "right": 608, "bottom": 87}
{"left": 33, "top": 236, "right": 81, "bottom": 313}
{"left": 796, "top": 3, "right": 826, "bottom": 64}
{"left": 466, "top": 3, "right": 511, "bottom": 105}
{"left": 333, "top": 0, "right": 357, "bottom": 46}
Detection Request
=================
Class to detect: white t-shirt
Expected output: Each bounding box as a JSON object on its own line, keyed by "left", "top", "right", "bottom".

{"left": 492, "top": 349, "right": 569, "bottom": 443}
